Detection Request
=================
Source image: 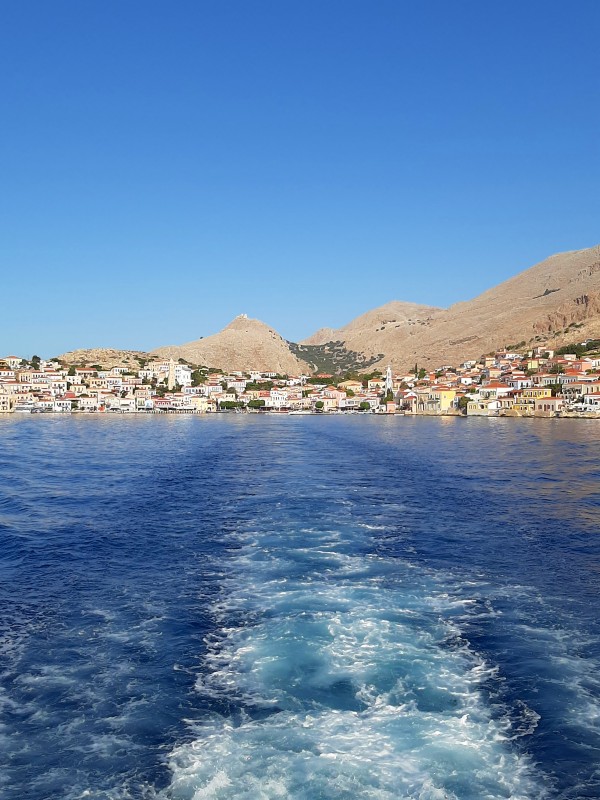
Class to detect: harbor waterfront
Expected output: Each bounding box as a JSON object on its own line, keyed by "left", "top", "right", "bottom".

{"left": 1, "top": 414, "right": 599, "bottom": 799}
{"left": 3, "top": 344, "right": 600, "bottom": 418}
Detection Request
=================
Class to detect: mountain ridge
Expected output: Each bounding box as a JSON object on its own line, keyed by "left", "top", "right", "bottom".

{"left": 57, "top": 244, "right": 600, "bottom": 373}
{"left": 303, "top": 244, "right": 600, "bottom": 369}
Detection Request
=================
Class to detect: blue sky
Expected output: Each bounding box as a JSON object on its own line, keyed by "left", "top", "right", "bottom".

{"left": 1, "top": 1, "right": 599, "bottom": 357}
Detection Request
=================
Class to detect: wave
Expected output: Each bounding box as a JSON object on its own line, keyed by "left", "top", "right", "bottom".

{"left": 159, "top": 522, "right": 547, "bottom": 799}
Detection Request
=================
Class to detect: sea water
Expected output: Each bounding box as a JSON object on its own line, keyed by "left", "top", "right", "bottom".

{"left": 0, "top": 415, "right": 599, "bottom": 799}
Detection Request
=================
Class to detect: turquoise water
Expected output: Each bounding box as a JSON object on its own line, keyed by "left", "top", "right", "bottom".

{"left": 1, "top": 416, "right": 599, "bottom": 798}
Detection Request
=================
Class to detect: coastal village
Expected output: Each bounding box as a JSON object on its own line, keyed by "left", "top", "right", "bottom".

{"left": 2, "top": 342, "right": 600, "bottom": 417}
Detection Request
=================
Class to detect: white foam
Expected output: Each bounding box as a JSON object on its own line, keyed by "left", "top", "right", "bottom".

{"left": 159, "top": 521, "right": 548, "bottom": 799}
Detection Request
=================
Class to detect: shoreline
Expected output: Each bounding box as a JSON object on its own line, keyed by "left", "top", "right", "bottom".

{"left": 2, "top": 409, "right": 599, "bottom": 420}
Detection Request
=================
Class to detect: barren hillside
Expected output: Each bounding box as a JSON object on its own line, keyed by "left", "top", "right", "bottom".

{"left": 153, "top": 315, "right": 311, "bottom": 374}
{"left": 59, "top": 245, "right": 600, "bottom": 375}
{"left": 304, "top": 245, "right": 600, "bottom": 370}
{"left": 58, "top": 348, "right": 151, "bottom": 369}
{"left": 302, "top": 301, "right": 443, "bottom": 352}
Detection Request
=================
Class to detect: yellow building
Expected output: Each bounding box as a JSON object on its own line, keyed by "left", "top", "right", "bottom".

{"left": 0, "top": 388, "right": 15, "bottom": 413}
{"left": 512, "top": 387, "right": 551, "bottom": 415}
{"left": 467, "top": 400, "right": 493, "bottom": 416}
{"left": 522, "top": 387, "right": 552, "bottom": 399}
{"left": 512, "top": 400, "right": 534, "bottom": 415}
{"left": 417, "top": 387, "right": 456, "bottom": 414}
{"left": 188, "top": 396, "right": 211, "bottom": 413}
{"left": 431, "top": 388, "right": 456, "bottom": 412}
{"left": 338, "top": 380, "right": 363, "bottom": 393}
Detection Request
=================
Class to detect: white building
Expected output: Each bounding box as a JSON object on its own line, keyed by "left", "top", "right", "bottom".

{"left": 175, "top": 364, "right": 193, "bottom": 387}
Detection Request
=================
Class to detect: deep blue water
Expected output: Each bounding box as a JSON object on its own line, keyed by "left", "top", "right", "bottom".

{"left": 1, "top": 415, "right": 600, "bottom": 799}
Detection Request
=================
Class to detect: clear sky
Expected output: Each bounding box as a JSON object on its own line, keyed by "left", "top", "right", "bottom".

{"left": 1, "top": 1, "right": 599, "bottom": 357}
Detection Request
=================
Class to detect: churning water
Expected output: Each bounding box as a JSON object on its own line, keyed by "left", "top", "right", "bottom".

{"left": 1, "top": 415, "right": 599, "bottom": 799}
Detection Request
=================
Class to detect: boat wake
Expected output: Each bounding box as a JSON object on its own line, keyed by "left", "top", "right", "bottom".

{"left": 160, "top": 519, "right": 546, "bottom": 799}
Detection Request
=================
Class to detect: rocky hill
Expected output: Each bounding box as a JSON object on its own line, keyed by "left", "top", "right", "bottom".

{"left": 302, "top": 301, "right": 443, "bottom": 347}
{"left": 57, "top": 245, "right": 600, "bottom": 376}
{"left": 152, "top": 315, "right": 311, "bottom": 374}
{"left": 57, "top": 348, "right": 151, "bottom": 369}
{"left": 304, "top": 245, "right": 600, "bottom": 370}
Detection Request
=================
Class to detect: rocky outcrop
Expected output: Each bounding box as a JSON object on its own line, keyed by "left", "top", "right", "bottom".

{"left": 57, "top": 348, "right": 151, "bottom": 368}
